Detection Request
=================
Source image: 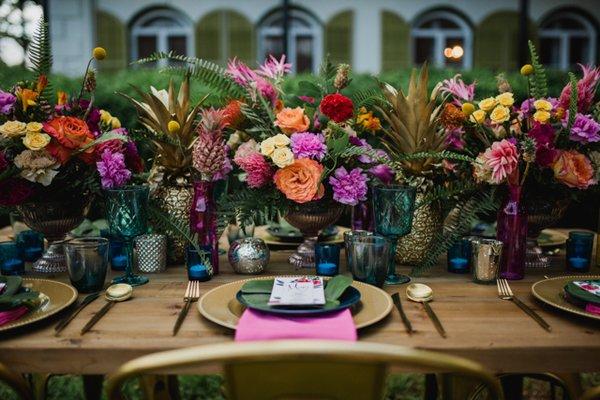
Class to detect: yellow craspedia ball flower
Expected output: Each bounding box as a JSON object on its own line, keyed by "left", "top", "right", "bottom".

{"left": 461, "top": 102, "right": 476, "bottom": 116}
{"left": 496, "top": 92, "right": 515, "bottom": 107}
{"left": 470, "top": 109, "right": 486, "bottom": 124}
{"left": 478, "top": 97, "right": 497, "bottom": 112}
{"left": 92, "top": 47, "right": 107, "bottom": 60}
{"left": 167, "top": 120, "right": 180, "bottom": 134}
{"left": 533, "top": 110, "right": 551, "bottom": 124}
{"left": 520, "top": 64, "right": 534, "bottom": 76}
{"left": 489, "top": 106, "right": 511, "bottom": 124}
{"left": 533, "top": 99, "right": 553, "bottom": 111}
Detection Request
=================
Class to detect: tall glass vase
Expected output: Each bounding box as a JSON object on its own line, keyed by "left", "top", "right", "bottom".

{"left": 190, "top": 180, "right": 219, "bottom": 274}
{"left": 497, "top": 185, "right": 528, "bottom": 280}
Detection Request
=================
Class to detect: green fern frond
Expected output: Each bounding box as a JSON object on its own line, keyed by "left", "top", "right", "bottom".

{"left": 412, "top": 188, "right": 500, "bottom": 276}
{"left": 593, "top": 101, "right": 600, "bottom": 121}
{"left": 416, "top": 181, "right": 479, "bottom": 210}
{"left": 350, "top": 87, "right": 389, "bottom": 109}
{"left": 319, "top": 56, "right": 337, "bottom": 83}
{"left": 528, "top": 41, "right": 548, "bottom": 98}
{"left": 566, "top": 72, "right": 578, "bottom": 131}
{"left": 28, "top": 19, "right": 53, "bottom": 99}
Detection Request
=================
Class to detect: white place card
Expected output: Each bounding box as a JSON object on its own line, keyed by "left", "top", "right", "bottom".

{"left": 268, "top": 276, "right": 326, "bottom": 306}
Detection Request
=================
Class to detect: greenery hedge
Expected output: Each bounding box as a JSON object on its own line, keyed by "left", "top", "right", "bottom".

{"left": 0, "top": 63, "right": 569, "bottom": 131}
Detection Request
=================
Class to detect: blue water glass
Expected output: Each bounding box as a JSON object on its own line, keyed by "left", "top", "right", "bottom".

{"left": 65, "top": 237, "right": 109, "bottom": 293}
{"left": 15, "top": 230, "right": 44, "bottom": 262}
{"left": 566, "top": 231, "right": 594, "bottom": 272}
{"left": 101, "top": 229, "right": 128, "bottom": 272}
{"left": 447, "top": 238, "right": 472, "bottom": 274}
{"left": 186, "top": 245, "right": 213, "bottom": 282}
{"left": 315, "top": 243, "right": 341, "bottom": 276}
{"left": 0, "top": 242, "right": 25, "bottom": 275}
{"left": 347, "top": 235, "right": 390, "bottom": 288}
{"left": 343, "top": 230, "right": 373, "bottom": 273}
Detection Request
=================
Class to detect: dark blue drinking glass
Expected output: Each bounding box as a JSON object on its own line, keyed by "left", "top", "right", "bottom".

{"left": 15, "top": 230, "right": 44, "bottom": 262}
{"left": 65, "top": 237, "right": 109, "bottom": 293}
{"left": 566, "top": 231, "right": 594, "bottom": 272}
{"left": 186, "top": 245, "right": 213, "bottom": 281}
{"left": 315, "top": 243, "right": 340, "bottom": 276}
{"left": 100, "top": 229, "right": 128, "bottom": 272}
{"left": 105, "top": 185, "right": 149, "bottom": 286}
{"left": 0, "top": 242, "right": 25, "bottom": 275}
{"left": 447, "top": 238, "right": 472, "bottom": 273}
{"left": 372, "top": 185, "right": 416, "bottom": 285}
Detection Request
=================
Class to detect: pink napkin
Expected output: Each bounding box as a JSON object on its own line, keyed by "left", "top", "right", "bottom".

{"left": 0, "top": 306, "right": 29, "bottom": 327}
{"left": 235, "top": 308, "right": 357, "bottom": 342}
{"left": 585, "top": 303, "right": 600, "bottom": 316}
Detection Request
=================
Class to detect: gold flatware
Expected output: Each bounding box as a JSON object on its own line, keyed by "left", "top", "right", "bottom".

{"left": 81, "top": 284, "right": 132, "bottom": 335}
{"left": 391, "top": 293, "right": 413, "bottom": 335}
{"left": 497, "top": 278, "right": 551, "bottom": 332}
{"left": 406, "top": 283, "right": 446, "bottom": 338}
{"left": 54, "top": 292, "right": 100, "bottom": 336}
{"left": 173, "top": 280, "right": 201, "bottom": 336}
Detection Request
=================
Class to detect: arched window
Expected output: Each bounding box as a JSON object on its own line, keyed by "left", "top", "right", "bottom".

{"left": 412, "top": 10, "right": 472, "bottom": 69}
{"left": 540, "top": 11, "right": 597, "bottom": 70}
{"left": 130, "top": 8, "right": 193, "bottom": 66}
{"left": 258, "top": 8, "right": 322, "bottom": 73}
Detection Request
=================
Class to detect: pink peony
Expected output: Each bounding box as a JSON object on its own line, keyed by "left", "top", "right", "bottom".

{"left": 236, "top": 153, "right": 273, "bottom": 188}
{"left": 559, "top": 64, "right": 600, "bottom": 113}
{"left": 482, "top": 139, "right": 519, "bottom": 184}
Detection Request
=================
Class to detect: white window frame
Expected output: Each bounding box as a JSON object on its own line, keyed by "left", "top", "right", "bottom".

{"left": 258, "top": 9, "right": 322, "bottom": 73}
{"left": 540, "top": 12, "right": 597, "bottom": 71}
{"left": 412, "top": 10, "right": 473, "bottom": 69}
{"left": 130, "top": 9, "right": 194, "bottom": 67}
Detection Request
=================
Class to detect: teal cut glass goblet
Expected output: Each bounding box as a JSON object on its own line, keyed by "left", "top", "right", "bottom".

{"left": 105, "top": 185, "right": 150, "bottom": 286}
{"left": 372, "top": 184, "right": 417, "bottom": 285}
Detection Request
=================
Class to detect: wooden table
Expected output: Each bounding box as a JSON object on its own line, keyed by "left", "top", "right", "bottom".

{"left": 0, "top": 238, "right": 599, "bottom": 376}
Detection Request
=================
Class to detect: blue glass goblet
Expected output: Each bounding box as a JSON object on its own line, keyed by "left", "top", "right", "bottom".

{"left": 372, "top": 184, "right": 416, "bottom": 285}
{"left": 105, "top": 185, "right": 149, "bottom": 286}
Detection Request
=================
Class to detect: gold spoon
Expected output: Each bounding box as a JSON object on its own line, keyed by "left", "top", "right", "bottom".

{"left": 81, "top": 284, "right": 133, "bottom": 335}
{"left": 406, "top": 283, "right": 446, "bottom": 338}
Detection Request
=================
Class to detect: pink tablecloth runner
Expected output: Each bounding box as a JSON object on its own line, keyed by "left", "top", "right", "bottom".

{"left": 235, "top": 308, "right": 357, "bottom": 342}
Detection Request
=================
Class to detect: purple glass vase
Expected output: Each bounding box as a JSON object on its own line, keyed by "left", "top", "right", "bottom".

{"left": 351, "top": 201, "right": 374, "bottom": 232}
{"left": 190, "top": 180, "right": 219, "bottom": 274}
{"left": 497, "top": 185, "right": 528, "bottom": 280}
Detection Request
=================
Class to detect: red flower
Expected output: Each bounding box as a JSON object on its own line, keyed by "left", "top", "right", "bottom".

{"left": 45, "top": 141, "right": 72, "bottom": 165}
{"left": 222, "top": 100, "right": 244, "bottom": 129}
{"left": 319, "top": 93, "right": 354, "bottom": 123}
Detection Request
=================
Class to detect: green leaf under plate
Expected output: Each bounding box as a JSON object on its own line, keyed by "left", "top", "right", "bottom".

{"left": 241, "top": 280, "right": 274, "bottom": 294}
{"left": 324, "top": 275, "right": 353, "bottom": 303}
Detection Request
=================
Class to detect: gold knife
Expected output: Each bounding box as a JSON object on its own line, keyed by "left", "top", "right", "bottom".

{"left": 80, "top": 301, "right": 115, "bottom": 335}
{"left": 422, "top": 302, "right": 446, "bottom": 338}
{"left": 391, "top": 293, "right": 413, "bottom": 335}
{"left": 55, "top": 292, "right": 100, "bottom": 336}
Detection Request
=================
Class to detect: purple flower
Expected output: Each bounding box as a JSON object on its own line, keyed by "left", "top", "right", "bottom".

{"left": 96, "top": 150, "right": 132, "bottom": 189}
{"left": 445, "top": 127, "right": 465, "bottom": 150}
{"left": 528, "top": 122, "right": 556, "bottom": 146}
{"left": 290, "top": 132, "right": 327, "bottom": 160}
{"left": 226, "top": 58, "right": 258, "bottom": 86}
{"left": 329, "top": 167, "right": 369, "bottom": 206}
{"left": 439, "top": 75, "right": 475, "bottom": 106}
{"left": 566, "top": 113, "right": 600, "bottom": 144}
{"left": 212, "top": 155, "right": 232, "bottom": 181}
{"left": 255, "top": 77, "right": 278, "bottom": 106}
{"left": 369, "top": 164, "right": 394, "bottom": 184}
{"left": 0, "top": 90, "right": 16, "bottom": 114}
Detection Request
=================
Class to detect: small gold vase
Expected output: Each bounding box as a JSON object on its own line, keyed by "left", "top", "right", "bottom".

{"left": 153, "top": 184, "right": 194, "bottom": 264}
{"left": 396, "top": 193, "right": 442, "bottom": 266}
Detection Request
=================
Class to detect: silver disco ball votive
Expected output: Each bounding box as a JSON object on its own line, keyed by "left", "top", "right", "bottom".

{"left": 228, "top": 238, "right": 270, "bottom": 274}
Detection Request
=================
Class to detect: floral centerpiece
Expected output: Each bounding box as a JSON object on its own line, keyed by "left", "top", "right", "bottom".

{"left": 438, "top": 42, "right": 599, "bottom": 279}
{"left": 0, "top": 23, "right": 143, "bottom": 272}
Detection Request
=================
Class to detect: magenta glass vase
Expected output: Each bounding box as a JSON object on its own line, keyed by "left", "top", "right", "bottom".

{"left": 351, "top": 201, "right": 374, "bottom": 232}
{"left": 496, "top": 185, "right": 528, "bottom": 280}
{"left": 190, "top": 181, "right": 219, "bottom": 274}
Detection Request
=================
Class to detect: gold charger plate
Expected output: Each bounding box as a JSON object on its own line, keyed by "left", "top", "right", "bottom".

{"left": 531, "top": 275, "right": 600, "bottom": 321}
{"left": 198, "top": 276, "right": 393, "bottom": 330}
{"left": 537, "top": 229, "right": 569, "bottom": 247}
{"left": 256, "top": 226, "right": 349, "bottom": 247}
{"left": 0, "top": 278, "right": 78, "bottom": 332}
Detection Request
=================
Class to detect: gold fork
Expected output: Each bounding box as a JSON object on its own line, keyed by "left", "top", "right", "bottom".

{"left": 172, "top": 280, "right": 201, "bottom": 336}
{"left": 497, "top": 278, "right": 551, "bottom": 332}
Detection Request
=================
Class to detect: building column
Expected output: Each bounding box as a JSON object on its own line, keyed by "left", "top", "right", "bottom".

{"left": 352, "top": 4, "right": 381, "bottom": 73}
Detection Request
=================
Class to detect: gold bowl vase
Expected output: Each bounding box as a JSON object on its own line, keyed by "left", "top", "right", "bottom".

{"left": 395, "top": 193, "right": 442, "bottom": 266}
{"left": 284, "top": 202, "right": 344, "bottom": 269}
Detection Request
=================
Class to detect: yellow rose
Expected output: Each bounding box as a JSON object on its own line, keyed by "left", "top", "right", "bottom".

{"left": 22, "top": 132, "right": 51, "bottom": 151}
{"left": 26, "top": 122, "right": 44, "bottom": 133}
{"left": 0, "top": 120, "right": 27, "bottom": 138}
{"left": 534, "top": 99, "right": 553, "bottom": 111}
{"left": 271, "top": 133, "right": 291, "bottom": 148}
{"left": 496, "top": 92, "right": 514, "bottom": 107}
{"left": 489, "top": 106, "right": 511, "bottom": 124}
{"left": 260, "top": 138, "right": 276, "bottom": 157}
{"left": 478, "top": 97, "right": 497, "bottom": 112}
{"left": 470, "top": 110, "right": 486, "bottom": 124}
{"left": 271, "top": 147, "right": 294, "bottom": 168}
{"left": 533, "top": 110, "right": 551, "bottom": 124}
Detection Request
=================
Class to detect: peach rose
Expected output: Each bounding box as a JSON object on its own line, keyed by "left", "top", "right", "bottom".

{"left": 43, "top": 116, "right": 94, "bottom": 150}
{"left": 274, "top": 107, "right": 310, "bottom": 135}
{"left": 552, "top": 150, "right": 595, "bottom": 189}
{"left": 274, "top": 158, "right": 325, "bottom": 203}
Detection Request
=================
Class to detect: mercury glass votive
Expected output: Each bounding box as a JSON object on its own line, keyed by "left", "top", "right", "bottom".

{"left": 0, "top": 242, "right": 25, "bottom": 276}
{"left": 15, "top": 230, "right": 44, "bottom": 262}
{"left": 186, "top": 245, "right": 213, "bottom": 282}
{"left": 315, "top": 243, "right": 340, "bottom": 276}
{"left": 65, "top": 237, "right": 109, "bottom": 293}
{"left": 471, "top": 238, "right": 503, "bottom": 284}
{"left": 134, "top": 234, "right": 167, "bottom": 273}
{"left": 566, "top": 231, "right": 594, "bottom": 272}
{"left": 447, "top": 238, "right": 472, "bottom": 274}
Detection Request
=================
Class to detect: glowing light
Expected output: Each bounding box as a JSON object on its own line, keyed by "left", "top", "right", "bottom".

{"left": 444, "top": 45, "right": 464, "bottom": 60}
{"left": 443, "top": 47, "right": 453, "bottom": 58}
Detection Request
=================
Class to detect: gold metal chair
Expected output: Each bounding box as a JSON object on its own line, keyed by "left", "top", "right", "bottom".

{"left": 581, "top": 386, "right": 600, "bottom": 400}
{"left": 0, "top": 362, "right": 33, "bottom": 400}
{"left": 106, "top": 340, "right": 504, "bottom": 400}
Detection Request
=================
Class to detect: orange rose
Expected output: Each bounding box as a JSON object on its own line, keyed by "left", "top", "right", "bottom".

{"left": 274, "top": 107, "right": 310, "bottom": 135}
{"left": 43, "top": 116, "right": 94, "bottom": 150}
{"left": 552, "top": 150, "right": 595, "bottom": 189}
{"left": 274, "top": 158, "right": 325, "bottom": 203}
